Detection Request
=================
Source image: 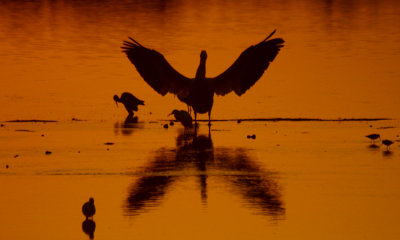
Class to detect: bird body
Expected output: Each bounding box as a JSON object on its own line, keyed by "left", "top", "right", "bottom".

{"left": 114, "top": 92, "right": 144, "bottom": 116}
{"left": 121, "top": 30, "right": 284, "bottom": 125}
{"left": 169, "top": 109, "right": 193, "bottom": 128}
{"left": 366, "top": 133, "right": 380, "bottom": 143}
{"left": 382, "top": 139, "right": 393, "bottom": 150}
{"left": 82, "top": 198, "right": 96, "bottom": 219}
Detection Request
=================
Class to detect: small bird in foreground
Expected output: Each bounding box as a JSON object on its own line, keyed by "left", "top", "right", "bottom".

{"left": 113, "top": 92, "right": 144, "bottom": 117}
{"left": 169, "top": 110, "right": 193, "bottom": 128}
{"left": 382, "top": 139, "right": 393, "bottom": 150}
{"left": 82, "top": 198, "right": 96, "bottom": 219}
{"left": 121, "top": 30, "right": 284, "bottom": 126}
{"left": 366, "top": 133, "right": 380, "bottom": 143}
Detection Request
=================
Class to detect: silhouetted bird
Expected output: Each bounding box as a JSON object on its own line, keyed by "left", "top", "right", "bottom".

{"left": 121, "top": 30, "right": 284, "bottom": 126}
{"left": 382, "top": 139, "right": 393, "bottom": 150}
{"left": 82, "top": 198, "right": 96, "bottom": 219}
{"left": 366, "top": 133, "right": 380, "bottom": 143}
{"left": 169, "top": 109, "right": 193, "bottom": 128}
{"left": 113, "top": 92, "right": 144, "bottom": 117}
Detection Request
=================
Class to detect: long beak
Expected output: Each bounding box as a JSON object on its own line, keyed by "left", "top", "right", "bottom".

{"left": 115, "top": 101, "right": 118, "bottom": 107}
{"left": 168, "top": 112, "right": 173, "bottom": 116}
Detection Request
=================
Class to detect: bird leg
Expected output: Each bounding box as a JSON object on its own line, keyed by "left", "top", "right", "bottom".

{"left": 194, "top": 111, "right": 198, "bottom": 127}
{"left": 208, "top": 111, "right": 211, "bottom": 127}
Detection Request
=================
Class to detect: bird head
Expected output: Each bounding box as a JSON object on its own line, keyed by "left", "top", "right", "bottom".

{"left": 113, "top": 95, "right": 119, "bottom": 107}
{"left": 89, "top": 198, "right": 94, "bottom": 204}
{"left": 200, "top": 50, "right": 207, "bottom": 61}
{"left": 168, "top": 109, "right": 179, "bottom": 116}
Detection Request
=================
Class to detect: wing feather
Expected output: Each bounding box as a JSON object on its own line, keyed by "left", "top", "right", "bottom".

{"left": 121, "top": 38, "right": 193, "bottom": 96}
{"left": 210, "top": 32, "right": 284, "bottom": 96}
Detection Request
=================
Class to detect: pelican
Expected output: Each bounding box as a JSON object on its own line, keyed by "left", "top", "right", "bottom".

{"left": 113, "top": 92, "right": 144, "bottom": 117}
{"left": 121, "top": 30, "right": 284, "bottom": 125}
{"left": 169, "top": 109, "right": 193, "bottom": 128}
{"left": 82, "top": 198, "right": 96, "bottom": 219}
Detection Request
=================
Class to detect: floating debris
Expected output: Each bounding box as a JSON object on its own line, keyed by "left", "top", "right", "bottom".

{"left": 104, "top": 142, "right": 114, "bottom": 145}
{"left": 377, "top": 126, "right": 395, "bottom": 129}
{"left": 41, "top": 134, "right": 45, "bottom": 137}
{"left": 15, "top": 129, "right": 35, "bottom": 132}
{"left": 106, "top": 148, "right": 110, "bottom": 151}
{"left": 247, "top": 134, "right": 256, "bottom": 139}
{"left": 72, "top": 118, "right": 86, "bottom": 121}
{"left": 14, "top": 155, "right": 19, "bottom": 158}
{"left": 163, "top": 124, "right": 169, "bottom": 129}
{"left": 45, "top": 151, "right": 52, "bottom": 155}
{"left": 6, "top": 119, "right": 57, "bottom": 123}
{"left": 6, "top": 165, "right": 9, "bottom": 169}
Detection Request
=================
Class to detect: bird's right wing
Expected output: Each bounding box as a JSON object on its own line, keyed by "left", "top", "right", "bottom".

{"left": 210, "top": 31, "right": 284, "bottom": 96}
{"left": 122, "top": 38, "right": 193, "bottom": 96}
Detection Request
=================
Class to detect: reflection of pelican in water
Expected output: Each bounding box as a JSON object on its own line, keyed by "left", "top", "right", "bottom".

{"left": 125, "top": 128, "right": 284, "bottom": 217}
{"left": 122, "top": 30, "right": 284, "bottom": 126}
{"left": 82, "top": 219, "right": 96, "bottom": 239}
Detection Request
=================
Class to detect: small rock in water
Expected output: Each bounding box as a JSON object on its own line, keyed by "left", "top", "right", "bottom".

{"left": 45, "top": 151, "right": 52, "bottom": 155}
{"left": 104, "top": 142, "right": 114, "bottom": 145}
{"left": 1, "top": 124, "right": 4, "bottom": 127}
{"left": 163, "top": 124, "right": 169, "bottom": 129}
{"left": 247, "top": 134, "right": 256, "bottom": 139}
{"left": 6, "top": 164, "right": 9, "bottom": 169}
{"left": 41, "top": 134, "right": 45, "bottom": 137}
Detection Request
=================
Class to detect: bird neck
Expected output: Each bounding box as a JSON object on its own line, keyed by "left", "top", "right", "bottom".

{"left": 196, "top": 59, "right": 206, "bottom": 80}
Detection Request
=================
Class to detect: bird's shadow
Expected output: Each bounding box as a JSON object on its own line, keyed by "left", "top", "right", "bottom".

{"left": 124, "top": 127, "right": 285, "bottom": 219}
{"left": 82, "top": 219, "right": 96, "bottom": 239}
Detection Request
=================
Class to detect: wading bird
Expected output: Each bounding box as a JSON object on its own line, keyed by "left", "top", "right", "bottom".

{"left": 382, "top": 139, "right": 393, "bottom": 150}
{"left": 121, "top": 30, "right": 284, "bottom": 126}
{"left": 366, "top": 133, "right": 380, "bottom": 143}
{"left": 113, "top": 92, "right": 144, "bottom": 117}
{"left": 82, "top": 198, "right": 96, "bottom": 219}
{"left": 169, "top": 109, "right": 193, "bottom": 128}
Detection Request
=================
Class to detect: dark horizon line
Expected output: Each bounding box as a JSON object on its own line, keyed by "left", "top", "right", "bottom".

{"left": 3, "top": 117, "right": 391, "bottom": 123}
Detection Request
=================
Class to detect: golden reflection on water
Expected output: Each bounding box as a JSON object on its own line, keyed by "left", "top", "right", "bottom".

{"left": 1, "top": 0, "right": 400, "bottom": 239}
{"left": 125, "top": 128, "right": 284, "bottom": 218}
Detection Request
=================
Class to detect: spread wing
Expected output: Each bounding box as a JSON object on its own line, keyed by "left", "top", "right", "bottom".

{"left": 121, "top": 38, "right": 193, "bottom": 96}
{"left": 210, "top": 30, "right": 284, "bottom": 96}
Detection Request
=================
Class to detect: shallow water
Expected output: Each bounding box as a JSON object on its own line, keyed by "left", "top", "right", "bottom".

{"left": 1, "top": 120, "right": 400, "bottom": 239}
{"left": 1, "top": 0, "right": 400, "bottom": 239}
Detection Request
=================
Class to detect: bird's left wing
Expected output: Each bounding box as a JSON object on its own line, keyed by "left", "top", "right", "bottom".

{"left": 210, "top": 31, "right": 284, "bottom": 96}
{"left": 122, "top": 38, "right": 193, "bottom": 96}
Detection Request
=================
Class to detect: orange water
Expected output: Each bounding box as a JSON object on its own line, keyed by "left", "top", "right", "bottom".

{"left": 1, "top": 0, "right": 400, "bottom": 239}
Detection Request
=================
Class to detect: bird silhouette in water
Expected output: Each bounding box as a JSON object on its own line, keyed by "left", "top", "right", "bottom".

{"left": 121, "top": 30, "right": 284, "bottom": 126}
{"left": 366, "top": 133, "right": 380, "bottom": 143}
{"left": 169, "top": 109, "right": 193, "bottom": 128}
{"left": 113, "top": 92, "right": 144, "bottom": 117}
{"left": 82, "top": 198, "right": 96, "bottom": 220}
